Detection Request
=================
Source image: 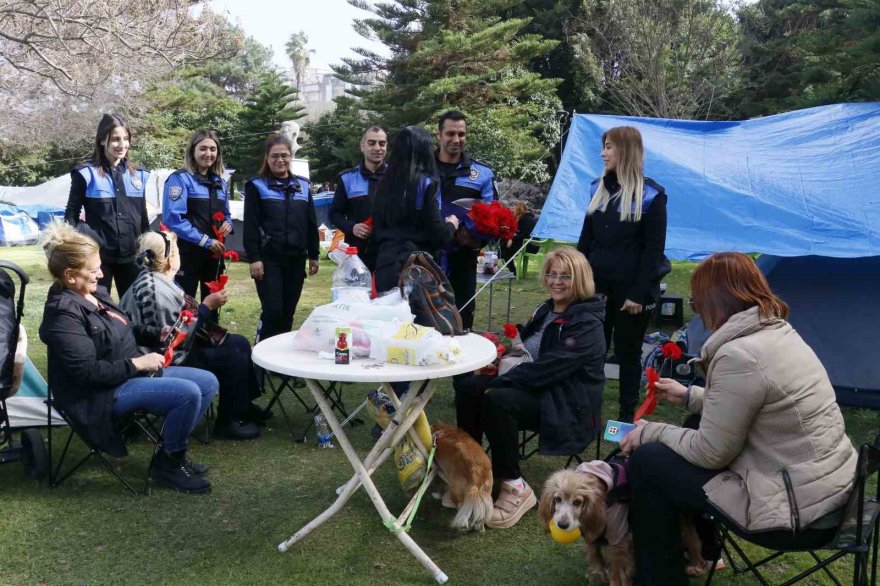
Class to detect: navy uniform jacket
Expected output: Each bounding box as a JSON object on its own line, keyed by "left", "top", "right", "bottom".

{"left": 435, "top": 153, "right": 497, "bottom": 220}
{"left": 329, "top": 162, "right": 387, "bottom": 260}
{"left": 65, "top": 161, "right": 150, "bottom": 263}
{"left": 162, "top": 170, "right": 231, "bottom": 249}
{"left": 243, "top": 175, "right": 319, "bottom": 262}
{"left": 577, "top": 174, "right": 668, "bottom": 304}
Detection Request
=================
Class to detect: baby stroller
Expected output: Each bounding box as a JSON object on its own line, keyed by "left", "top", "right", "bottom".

{"left": 0, "top": 260, "right": 47, "bottom": 479}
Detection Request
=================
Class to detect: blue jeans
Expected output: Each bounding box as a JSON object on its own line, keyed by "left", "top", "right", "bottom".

{"left": 111, "top": 366, "right": 218, "bottom": 453}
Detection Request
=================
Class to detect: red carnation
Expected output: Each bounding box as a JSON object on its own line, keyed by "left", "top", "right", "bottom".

{"left": 468, "top": 201, "right": 518, "bottom": 241}
{"left": 660, "top": 341, "right": 683, "bottom": 360}
{"left": 205, "top": 275, "right": 228, "bottom": 293}
{"left": 503, "top": 323, "right": 518, "bottom": 339}
{"left": 364, "top": 217, "right": 373, "bottom": 228}
{"left": 223, "top": 250, "right": 240, "bottom": 262}
{"left": 635, "top": 367, "right": 660, "bottom": 421}
{"left": 179, "top": 309, "right": 195, "bottom": 323}
{"left": 212, "top": 212, "right": 226, "bottom": 222}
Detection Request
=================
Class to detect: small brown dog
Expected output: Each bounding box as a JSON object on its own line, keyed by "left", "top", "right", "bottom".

{"left": 539, "top": 463, "right": 706, "bottom": 586}
{"left": 431, "top": 423, "right": 494, "bottom": 532}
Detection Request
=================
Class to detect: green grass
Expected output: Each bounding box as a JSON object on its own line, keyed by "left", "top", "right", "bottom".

{"left": 0, "top": 246, "right": 876, "bottom": 585}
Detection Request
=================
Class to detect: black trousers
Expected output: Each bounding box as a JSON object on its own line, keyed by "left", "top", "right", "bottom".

{"left": 255, "top": 254, "right": 306, "bottom": 342}
{"left": 602, "top": 289, "right": 655, "bottom": 417}
{"left": 176, "top": 243, "right": 224, "bottom": 302}
{"left": 454, "top": 374, "right": 541, "bottom": 481}
{"left": 185, "top": 334, "right": 259, "bottom": 425}
{"left": 629, "top": 442, "right": 723, "bottom": 586}
{"left": 446, "top": 249, "right": 478, "bottom": 331}
{"left": 98, "top": 260, "right": 141, "bottom": 300}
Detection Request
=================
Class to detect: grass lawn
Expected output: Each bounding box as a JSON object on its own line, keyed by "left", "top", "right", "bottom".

{"left": 0, "top": 244, "right": 876, "bottom": 585}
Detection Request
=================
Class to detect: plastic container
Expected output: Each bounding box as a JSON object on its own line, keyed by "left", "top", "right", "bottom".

{"left": 314, "top": 413, "right": 334, "bottom": 448}
{"left": 331, "top": 247, "right": 371, "bottom": 301}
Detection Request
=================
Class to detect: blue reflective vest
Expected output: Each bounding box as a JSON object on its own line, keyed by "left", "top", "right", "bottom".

{"left": 162, "top": 170, "right": 231, "bottom": 248}
{"left": 436, "top": 154, "right": 497, "bottom": 219}
{"left": 65, "top": 161, "right": 150, "bottom": 262}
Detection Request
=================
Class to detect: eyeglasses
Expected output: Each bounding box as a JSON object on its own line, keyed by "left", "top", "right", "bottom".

{"left": 269, "top": 153, "right": 292, "bottom": 161}
{"left": 544, "top": 273, "right": 573, "bottom": 283}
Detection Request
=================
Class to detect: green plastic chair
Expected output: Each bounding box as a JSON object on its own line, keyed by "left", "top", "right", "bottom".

{"left": 514, "top": 238, "right": 554, "bottom": 280}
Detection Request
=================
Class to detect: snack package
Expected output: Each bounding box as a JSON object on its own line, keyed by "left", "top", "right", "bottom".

{"left": 369, "top": 322, "right": 462, "bottom": 366}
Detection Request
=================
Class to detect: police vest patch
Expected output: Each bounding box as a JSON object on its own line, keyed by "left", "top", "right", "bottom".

{"left": 132, "top": 176, "right": 143, "bottom": 190}
{"left": 169, "top": 186, "right": 183, "bottom": 200}
{"left": 469, "top": 168, "right": 479, "bottom": 181}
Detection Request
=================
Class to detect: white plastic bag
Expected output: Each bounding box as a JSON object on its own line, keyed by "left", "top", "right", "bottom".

{"left": 369, "top": 322, "right": 462, "bottom": 366}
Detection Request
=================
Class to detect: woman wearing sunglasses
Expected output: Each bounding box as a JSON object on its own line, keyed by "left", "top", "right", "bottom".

{"left": 577, "top": 126, "right": 669, "bottom": 423}
{"left": 243, "top": 133, "right": 319, "bottom": 342}
{"left": 453, "top": 246, "right": 606, "bottom": 529}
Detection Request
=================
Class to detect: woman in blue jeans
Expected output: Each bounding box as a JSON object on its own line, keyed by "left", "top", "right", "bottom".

{"left": 39, "top": 223, "right": 217, "bottom": 494}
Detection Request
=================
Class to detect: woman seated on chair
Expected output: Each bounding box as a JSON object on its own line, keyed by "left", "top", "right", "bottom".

{"left": 619, "top": 252, "right": 858, "bottom": 586}
{"left": 38, "top": 224, "right": 218, "bottom": 494}
{"left": 454, "top": 246, "right": 606, "bottom": 529}
{"left": 120, "top": 231, "right": 266, "bottom": 440}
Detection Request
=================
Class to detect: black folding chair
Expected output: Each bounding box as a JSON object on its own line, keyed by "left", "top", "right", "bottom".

{"left": 705, "top": 441, "right": 880, "bottom": 586}
{"left": 262, "top": 372, "right": 362, "bottom": 442}
{"left": 517, "top": 423, "right": 602, "bottom": 468}
{"left": 47, "top": 388, "right": 163, "bottom": 495}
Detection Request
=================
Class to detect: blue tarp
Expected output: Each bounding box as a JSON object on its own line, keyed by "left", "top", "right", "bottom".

{"left": 534, "top": 103, "right": 880, "bottom": 260}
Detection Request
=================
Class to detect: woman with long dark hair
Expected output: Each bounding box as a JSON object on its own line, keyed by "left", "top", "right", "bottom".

{"left": 577, "top": 126, "right": 669, "bottom": 422}
{"left": 243, "top": 133, "right": 318, "bottom": 342}
{"left": 65, "top": 113, "right": 150, "bottom": 299}
{"left": 620, "top": 252, "right": 856, "bottom": 585}
{"left": 372, "top": 125, "right": 459, "bottom": 293}
{"left": 162, "top": 130, "right": 233, "bottom": 302}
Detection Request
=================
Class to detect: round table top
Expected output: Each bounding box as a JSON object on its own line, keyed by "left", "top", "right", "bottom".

{"left": 252, "top": 331, "right": 497, "bottom": 383}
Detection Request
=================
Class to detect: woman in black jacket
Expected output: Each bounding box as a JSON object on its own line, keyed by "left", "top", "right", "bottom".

{"left": 38, "top": 224, "right": 218, "bottom": 494}
{"left": 371, "top": 125, "right": 459, "bottom": 293}
{"left": 577, "top": 126, "right": 668, "bottom": 422}
{"left": 64, "top": 113, "right": 150, "bottom": 299}
{"left": 243, "top": 133, "right": 319, "bottom": 342}
{"left": 454, "top": 246, "right": 606, "bottom": 529}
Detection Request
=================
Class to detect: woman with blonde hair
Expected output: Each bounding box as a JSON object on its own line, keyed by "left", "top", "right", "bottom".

{"left": 162, "top": 130, "right": 233, "bottom": 302}
{"left": 453, "top": 246, "right": 606, "bottom": 528}
{"left": 577, "top": 126, "right": 669, "bottom": 422}
{"left": 120, "top": 231, "right": 265, "bottom": 439}
{"left": 620, "top": 252, "right": 856, "bottom": 585}
{"left": 38, "top": 223, "right": 217, "bottom": 494}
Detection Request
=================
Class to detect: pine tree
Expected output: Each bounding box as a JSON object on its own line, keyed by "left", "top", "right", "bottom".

{"left": 335, "top": 0, "right": 562, "bottom": 181}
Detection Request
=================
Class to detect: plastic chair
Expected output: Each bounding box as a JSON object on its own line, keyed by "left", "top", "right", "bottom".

{"left": 513, "top": 238, "right": 553, "bottom": 281}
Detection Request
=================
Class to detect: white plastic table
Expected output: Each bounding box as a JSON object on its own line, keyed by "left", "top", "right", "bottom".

{"left": 252, "top": 331, "right": 497, "bottom": 584}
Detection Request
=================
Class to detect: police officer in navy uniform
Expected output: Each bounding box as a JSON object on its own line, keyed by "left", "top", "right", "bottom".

{"left": 434, "top": 110, "right": 498, "bottom": 331}
{"left": 65, "top": 113, "right": 150, "bottom": 299}
{"left": 244, "top": 133, "right": 319, "bottom": 342}
{"left": 329, "top": 125, "right": 388, "bottom": 272}
{"left": 162, "top": 130, "right": 233, "bottom": 302}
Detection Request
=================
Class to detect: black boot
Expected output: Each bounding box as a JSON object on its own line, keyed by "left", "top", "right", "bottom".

{"left": 185, "top": 456, "right": 209, "bottom": 476}
{"left": 152, "top": 450, "right": 212, "bottom": 494}
{"left": 242, "top": 402, "right": 273, "bottom": 425}
{"left": 214, "top": 420, "right": 261, "bottom": 440}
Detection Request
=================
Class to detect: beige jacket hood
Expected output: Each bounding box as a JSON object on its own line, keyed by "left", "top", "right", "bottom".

{"left": 641, "top": 306, "right": 857, "bottom": 532}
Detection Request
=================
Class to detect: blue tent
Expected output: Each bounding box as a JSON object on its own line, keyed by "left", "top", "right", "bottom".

{"left": 534, "top": 103, "right": 880, "bottom": 398}
{"left": 0, "top": 203, "right": 40, "bottom": 246}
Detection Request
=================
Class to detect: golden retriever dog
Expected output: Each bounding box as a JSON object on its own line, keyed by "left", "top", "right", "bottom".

{"left": 539, "top": 463, "right": 706, "bottom": 586}
{"left": 431, "top": 423, "right": 493, "bottom": 532}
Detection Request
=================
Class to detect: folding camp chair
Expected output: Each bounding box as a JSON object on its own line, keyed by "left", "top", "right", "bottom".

{"left": 262, "top": 372, "right": 362, "bottom": 442}
{"left": 47, "top": 388, "right": 164, "bottom": 495}
{"left": 705, "top": 441, "right": 880, "bottom": 586}
{"left": 517, "top": 423, "right": 602, "bottom": 468}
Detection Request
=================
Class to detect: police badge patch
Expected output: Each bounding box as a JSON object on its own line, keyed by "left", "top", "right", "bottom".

{"left": 168, "top": 186, "right": 183, "bottom": 200}
{"left": 132, "top": 176, "right": 143, "bottom": 190}
{"left": 469, "top": 168, "right": 479, "bottom": 181}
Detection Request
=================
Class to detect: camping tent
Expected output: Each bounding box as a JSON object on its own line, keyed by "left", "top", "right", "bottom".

{"left": 533, "top": 103, "right": 880, "bottom": 400}
{"left": 0, "top": 203, "right": 40, "bottom": 245}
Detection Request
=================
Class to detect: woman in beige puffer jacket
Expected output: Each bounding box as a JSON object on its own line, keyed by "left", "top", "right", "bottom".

{"left": 619, "top": 252, "right": 857, "bottom": 586}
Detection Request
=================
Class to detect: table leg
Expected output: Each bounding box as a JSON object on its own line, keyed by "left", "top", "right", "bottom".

{"left": 487, "top": 280, "right": 495, "bottom": 332}
{"left": 279, "top": 378, "right": 448, "bottom": 584}
{"left": 506, "top": 277, "right": 512, "bottom": 324}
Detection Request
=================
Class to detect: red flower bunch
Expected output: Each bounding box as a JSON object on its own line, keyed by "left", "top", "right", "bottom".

{"left": 635, "top": 367, "right": 659, "bottom": 421}
{"left": 468, "top": 201, "right": 518, "bottom": 241}
{"left": 503, "top": 323, "right": 518, "bottom": 340}
{"left": 661, "top": 341, "right": 683, "bottom": 360}
{"left": 223, "top": 250, "right": 240, "bottom": 263}
{"left": 205, "top": 275, "right": 228, "bottom": 293}
{"left": 162, "top": 310, "right": 196, "bottom": 366}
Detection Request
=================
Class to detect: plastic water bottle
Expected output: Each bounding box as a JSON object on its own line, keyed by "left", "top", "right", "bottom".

{"left": 315, "top": 413, "right": 334, "bottom": 448}
{"left": 331, "top": 246, "right": 371, "bottom": 300}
